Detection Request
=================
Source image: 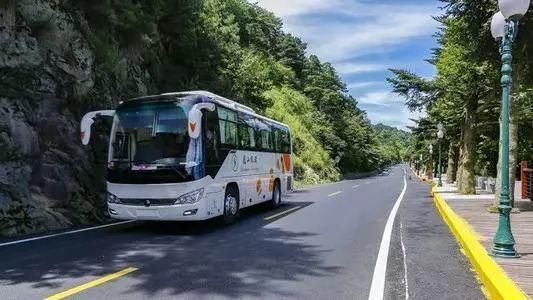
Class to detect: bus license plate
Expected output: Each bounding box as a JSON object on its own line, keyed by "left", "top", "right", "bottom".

{"left": 136, "top": 209, "right": 158, "bottom": 218}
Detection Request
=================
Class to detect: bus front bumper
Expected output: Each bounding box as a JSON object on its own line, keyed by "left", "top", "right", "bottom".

{"left": 107, "top": 203, "right": 212, "bottom": 221}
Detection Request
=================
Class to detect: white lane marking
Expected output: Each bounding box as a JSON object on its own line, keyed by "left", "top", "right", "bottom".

{"left": 400, "top": 222, "right": 409, "bottom": 300}
{"left": 328, "top": 191, "right": 343, "bottom": 197}
{"left": 368, "top": 168, "right": 407, "bottom": 300}
{"left": 352, "top": 185, "right": 360, "bottom": 189}
{"left": 0, "top": 220, "right": 136, "bottom": 248}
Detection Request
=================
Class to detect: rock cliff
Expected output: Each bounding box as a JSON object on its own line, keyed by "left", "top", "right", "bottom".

{"left": 0, "top": 0, "right": 153, "bottom": 236}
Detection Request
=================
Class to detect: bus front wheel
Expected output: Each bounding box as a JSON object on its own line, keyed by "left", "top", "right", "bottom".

{"left": 223, "top": 185, "right": 239, "bottom": 224}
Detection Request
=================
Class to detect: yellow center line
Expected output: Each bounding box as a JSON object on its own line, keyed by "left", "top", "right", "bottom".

{"left": 44, "top": 267, "right": 138, "bottom": 300}
{"left": 264, "top": 206, "right": 302, "bottom": 221}
{"left": 328, "top": 191, "right": 342, "bottom": 197}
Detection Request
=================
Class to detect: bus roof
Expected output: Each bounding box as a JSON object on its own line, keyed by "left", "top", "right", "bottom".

{"left": 124, "top": 91, "right": 290, "bottom": 131}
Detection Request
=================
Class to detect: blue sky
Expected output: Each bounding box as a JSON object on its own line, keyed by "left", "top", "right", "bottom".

{"left": 254, "top": 0, "right": 441, "bottom": 129}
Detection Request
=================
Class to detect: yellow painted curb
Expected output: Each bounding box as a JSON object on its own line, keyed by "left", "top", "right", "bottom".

{"left": 431, "top": 186, "right": 529, "bottom": 300}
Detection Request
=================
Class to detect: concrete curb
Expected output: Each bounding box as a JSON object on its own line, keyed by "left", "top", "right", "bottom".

{"left": 431, "top": 185, "right": 529, "bottom": 300}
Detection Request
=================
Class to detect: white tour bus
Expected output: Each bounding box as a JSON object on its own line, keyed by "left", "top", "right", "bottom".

{"left": 81, "top": 91, "right": 293, "bottom": 223}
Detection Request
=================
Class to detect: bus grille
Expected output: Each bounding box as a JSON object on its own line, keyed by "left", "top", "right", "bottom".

{"left": 119, "top": 198, "right": 176, "bottom": 206}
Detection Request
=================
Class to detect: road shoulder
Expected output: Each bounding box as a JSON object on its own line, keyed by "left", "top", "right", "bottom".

{"left": 385, "top": 177, "right": 484, "bottom": 299}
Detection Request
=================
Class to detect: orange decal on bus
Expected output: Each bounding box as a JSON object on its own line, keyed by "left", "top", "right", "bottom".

{"left": 268, "top": 168, "right": 275, "bottom": 191}
{"left": 189, "top": 122, "right": 197, "bottom": 132}
{"left": 283, "top": 154, "right": 292, "bottom": 172}
{"left": 256, "top": 179, "right": 262, "bottom": 195}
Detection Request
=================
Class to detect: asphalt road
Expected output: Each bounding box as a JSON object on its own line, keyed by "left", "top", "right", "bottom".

{"left": 0, "top": 165, "right": 483, "bottom": 299}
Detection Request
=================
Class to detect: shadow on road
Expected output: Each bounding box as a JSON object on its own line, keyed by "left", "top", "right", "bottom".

{"left": 291, "top": 189, "right": 311, "bottom": 194}
{"left": 1, "top": 199, "right": 341, "bottom": 298}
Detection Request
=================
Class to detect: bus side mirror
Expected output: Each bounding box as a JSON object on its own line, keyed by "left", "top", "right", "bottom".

{"left": 188, "top": 103, "right": 215, "bottom": 139}
{"left": 80, "top": 110, "right": 115, "bottom": 145}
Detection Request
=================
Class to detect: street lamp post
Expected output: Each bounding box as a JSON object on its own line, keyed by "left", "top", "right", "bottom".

{"left": 437, "top": 123, "right": 444, "bottom": 187}
{"left": 489, "top": 0, "right": 529, "bottom": 258}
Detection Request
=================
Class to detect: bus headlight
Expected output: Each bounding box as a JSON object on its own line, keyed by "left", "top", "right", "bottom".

{"left": 175, "top": 188, "right": 204, "bottom": 204}
{"left": 107, "top": 193, "right": 121, "bottom": 204}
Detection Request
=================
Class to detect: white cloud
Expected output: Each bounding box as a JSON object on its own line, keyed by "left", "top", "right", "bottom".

{"left": 335, "top": 63, "right": 387, "bottom": 75}
{"left": 259, "top": 0, "right": 439, "bottom": 62}
{"left": 347, "top": 81, "right": 383, "bottom": 89}
{"left": 253, "top": 0, "right": 341, "bottom": 17}
{"left": 366, "top": 109, "right": 406, "bottom": 126}
{"left": 255, "top": 0, "right": 435, "bottom": 19}
{"left": 358, "top": 91, "right": 402, "bottom": 106}
{"left": 365, "top": 105, "right": 423, "bottom": 130}
{"left": 408, "top": 109, "right": 427, "bottom": 126}
{"left": 284, "top": 11, "right": 437, "bottom": 62}
{"left": 358, "top": 91, "right": 419, "bottom": 129}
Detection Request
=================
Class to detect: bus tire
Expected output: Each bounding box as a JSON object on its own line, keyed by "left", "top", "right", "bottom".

{"left": 270, "top": 179, "right": 281, "bottom": 208}
{"left": 223, "top": 184, "right": 239, "bottom": 224}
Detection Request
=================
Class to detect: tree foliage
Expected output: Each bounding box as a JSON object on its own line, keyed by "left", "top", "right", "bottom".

{"left": 387, "top": 69, "right": 438, "bottom": 112}
{"left": 373, "top": 124, "right": 411, "bottom": 167}
{"left": 390, "top": 0, "right": 533, "bottom": 197}
{"left": 64, "top": 0, "right": 408, "bottom": 183}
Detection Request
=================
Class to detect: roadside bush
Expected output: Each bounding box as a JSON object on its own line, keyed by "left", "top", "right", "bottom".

{"left": 264, "top": 86, "right": 341, "bottom": 184}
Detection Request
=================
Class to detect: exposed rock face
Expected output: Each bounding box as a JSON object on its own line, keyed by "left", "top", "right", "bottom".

{"left": 0, "top": 0, "right": 151, "bottom": 236}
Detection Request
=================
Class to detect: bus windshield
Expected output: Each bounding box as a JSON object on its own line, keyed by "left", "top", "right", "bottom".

{"left": 111, "top": 102, "right": 190, "bottom": 166}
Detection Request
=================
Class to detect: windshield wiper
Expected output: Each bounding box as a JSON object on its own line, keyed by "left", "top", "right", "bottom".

{"left": 155, "top": 164, "right": 189, "bottom": 179}
{"left": 180, "top": 161, "right": 198, "bottom": 168}
{"left": 129, "top": 160, "right": 157, "bottom": 164}
{"left": 127, "top": 160, "right": 193, "bottom": 179}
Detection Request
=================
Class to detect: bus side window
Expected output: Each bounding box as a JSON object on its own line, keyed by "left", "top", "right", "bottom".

{"left": 248, "top": 126, "right": 256, "bottom": 150}
{"left": 273, "top": 128, "right": 282, "bottom": 153}
{"left": 218, "top": 107, "right": 237, "bottom": 147}
{"left": 254, "top": 119, "right": 269, "bottom": 152}
{"left": 238, "top": 123, "right": 249, "bottom": 149}
{"left": 287, "top": 131, "right": 292, "bottom": 153}
{"left": 260, "top": 128, "right": 273, "bottom": 151}
{"left": 238, "top": 112, "right": 257, "bottom": 151}
{"left": 282, "top": 129, "right": 291, "bottom": 154}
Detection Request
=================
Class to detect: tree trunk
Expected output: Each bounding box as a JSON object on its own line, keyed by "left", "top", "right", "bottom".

{"left": 0, "top": 0, "right": 16, "bottom": 29}
{"left": 457, "top": 106, "right": 476, "bottom": 195}
{"left": 446, "top": 142, "right": 458, "bottom": 183}
{"left": 456, "top": 127, "right": 465, "bottom": 190}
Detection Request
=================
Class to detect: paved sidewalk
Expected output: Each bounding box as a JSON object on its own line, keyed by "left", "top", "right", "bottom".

{"left": 435, "top": 181, "right": 533, "bottom": 297}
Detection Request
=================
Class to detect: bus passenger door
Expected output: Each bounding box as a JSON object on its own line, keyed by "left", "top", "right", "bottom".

{"left": 204, "top": 108, "right": 222, "bottom": 178}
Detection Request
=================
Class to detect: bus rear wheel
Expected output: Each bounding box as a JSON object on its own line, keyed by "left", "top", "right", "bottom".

{"left": 223, "top": 185, "right": 239, "bottom": 224}
{"left": 270, "top": 180, "right": 281, "bottom": 208}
